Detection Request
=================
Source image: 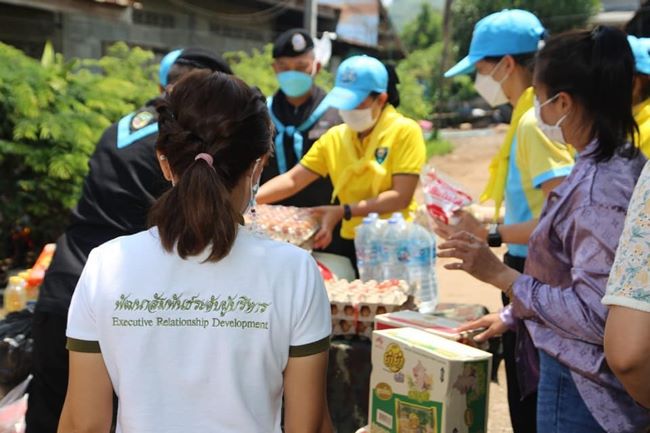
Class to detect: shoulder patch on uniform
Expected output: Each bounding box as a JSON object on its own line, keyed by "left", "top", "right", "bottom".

{"left": 375, "top": 147, "right": 389, "bottom": 164}
{"left": 131, "top": 111, "right": 155, "bottom": 130}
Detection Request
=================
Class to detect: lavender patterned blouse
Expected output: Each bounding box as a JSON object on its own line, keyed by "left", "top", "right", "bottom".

{"left": 511, "top": 140, "right": 650, "bottom": 432}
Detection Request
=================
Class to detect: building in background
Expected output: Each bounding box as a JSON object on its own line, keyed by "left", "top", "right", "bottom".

{"left": 594, "top": 0, "right": 642, "bottom": 27}
{"left": 0, "top": 0, "right": 404, "bottom": 62}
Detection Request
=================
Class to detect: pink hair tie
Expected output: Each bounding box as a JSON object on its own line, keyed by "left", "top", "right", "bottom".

{"left": 194, "top": 153, "right": 215, "bottom": 169}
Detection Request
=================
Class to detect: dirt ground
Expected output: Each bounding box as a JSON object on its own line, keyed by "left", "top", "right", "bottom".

{"left": 429, "top": 128, "right": 514, "bottom": 433}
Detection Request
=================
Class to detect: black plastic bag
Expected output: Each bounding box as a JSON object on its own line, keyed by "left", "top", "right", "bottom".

{"left": 0, "top": 309, "right": 32, "bottom": 389}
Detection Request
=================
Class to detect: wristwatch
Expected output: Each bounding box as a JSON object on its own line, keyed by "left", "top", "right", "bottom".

{"left": 343, "top": 204, "right": 352, "bottom": 221}
{"left": 487, "top": 223, "right": 502, "bottom": 248}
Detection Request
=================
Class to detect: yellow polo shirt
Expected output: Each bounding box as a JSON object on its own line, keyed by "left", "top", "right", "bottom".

{"left": 301, "top": 104, "right": 426, "bottom": 239}
{"left": 634, "top": 99, "right": 650, "bottom": 157}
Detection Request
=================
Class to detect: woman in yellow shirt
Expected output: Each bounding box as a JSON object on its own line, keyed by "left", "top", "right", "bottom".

{"left": 257, "top": 56, "right": 426, "bottom": 266}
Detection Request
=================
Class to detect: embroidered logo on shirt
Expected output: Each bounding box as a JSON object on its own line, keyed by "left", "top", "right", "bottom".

{"left": 131, "top": 111, "right": 154, "bottom": 130}
{"left": 375, "top": 147, "right": 389, "bottom": 164}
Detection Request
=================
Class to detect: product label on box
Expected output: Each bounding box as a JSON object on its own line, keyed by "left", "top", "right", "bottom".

{"left": 370, "top": 329, "right": 491, "bottom": 433}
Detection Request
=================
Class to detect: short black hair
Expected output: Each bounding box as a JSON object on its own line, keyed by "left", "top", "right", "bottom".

{"left": 482, "top": 52, "right": 537, "bottom": 73}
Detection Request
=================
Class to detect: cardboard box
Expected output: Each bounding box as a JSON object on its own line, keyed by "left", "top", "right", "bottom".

{"left": 369, "top": 328, "right": 492, "bottom": 433}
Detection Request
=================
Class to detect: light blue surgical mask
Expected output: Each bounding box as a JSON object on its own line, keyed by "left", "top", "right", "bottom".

{"left": 277, "top": 70, "right": 313, "bottom": 97}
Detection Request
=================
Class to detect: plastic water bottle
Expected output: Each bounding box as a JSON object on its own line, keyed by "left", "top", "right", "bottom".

{"left": 355, "top": 217, "right": 374, "bottom": 281}
{"left": 410, "top": 224, "right": 438, "bottom": 313}
{"left": 4, "top": 276, "right": 27, "bottom": 313}
{"left": 382, "top": 217, "right": 410, "bottom": 281}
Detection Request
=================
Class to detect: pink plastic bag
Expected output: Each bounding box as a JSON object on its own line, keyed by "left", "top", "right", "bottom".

{"left": 421, "top": 166, "right": 473, "bottom": 225}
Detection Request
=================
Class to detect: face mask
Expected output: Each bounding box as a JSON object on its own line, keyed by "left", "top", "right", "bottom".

{"left": 534, "top": 95, "right": 569, "bottom": 145}
{"left": 277, "top": 70, "right": 313, "bottom": 97}
{"left": 474, "top": 59, "right": 509, "bottom": 107}
{"left": 339, "top": 107, "right": 378, "bottom": 133}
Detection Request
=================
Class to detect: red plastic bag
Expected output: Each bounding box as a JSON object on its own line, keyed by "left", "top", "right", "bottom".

{"left": 421, "top": 166, "right": 473, "bottom": 225}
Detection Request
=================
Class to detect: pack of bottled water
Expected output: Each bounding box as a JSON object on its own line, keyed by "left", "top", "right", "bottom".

{"left": 354, "top": 213, "right": 437, "bottom": 313}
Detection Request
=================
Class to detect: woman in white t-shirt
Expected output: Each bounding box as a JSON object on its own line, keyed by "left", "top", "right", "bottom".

{"left": 58, "top": 70, "right": 333, "bottom": 433}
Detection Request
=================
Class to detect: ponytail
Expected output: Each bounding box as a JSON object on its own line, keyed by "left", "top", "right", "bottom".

{"left": 536, "top": 26, "right": 638, "bottom": 161}
{"left": 150, "top": 70, "right": 271, "bottom": 261}
{"left": 590, "top": 26, "right": 638, "bottom": 160}
{"left": 150, "top": 159, "right": 240, "bottom": 261}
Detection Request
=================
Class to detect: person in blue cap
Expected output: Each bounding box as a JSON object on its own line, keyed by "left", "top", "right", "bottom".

{"left": 258, "top": 55, "right": 426, "bottom": 271}
{"left": 434, "top": 9, "right": 574, "bottom": 433}
{"left": 628, "top": 35, "right": 650, "bottom": 156}
{"left": 25, "top": 48, "right": 232, "bottom": 433}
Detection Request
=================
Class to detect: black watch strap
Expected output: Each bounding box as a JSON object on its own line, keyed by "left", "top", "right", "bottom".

{"left": 343, "top": 204, "right": 352, "bottom": 221}
{"left": 487, "top": 224, "right": 502, "bottom": 248}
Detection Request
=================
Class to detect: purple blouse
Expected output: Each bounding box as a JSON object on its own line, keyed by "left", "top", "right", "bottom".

{"left": 511, "top": 141, "right": 650, "bottom": 432}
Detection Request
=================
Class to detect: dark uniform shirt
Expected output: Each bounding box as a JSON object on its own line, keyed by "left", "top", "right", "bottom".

{"left": 261, "top": 86, "right": 354, "bottom": 259}
{"left": 37, "top": 102, "right": 168, "bottom": 316}
{"left": 261, "top": 86, "right": 341, "bottom": 207}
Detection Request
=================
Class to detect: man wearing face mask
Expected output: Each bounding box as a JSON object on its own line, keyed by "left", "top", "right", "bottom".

{"left": 432, "top": 9, "right": 575, "bottom": 433}
{"left": 261, "top": 29, "right": 346, "bottom": 258}
{"left": 257, "top": 55, "right": 425, "bottom": 270}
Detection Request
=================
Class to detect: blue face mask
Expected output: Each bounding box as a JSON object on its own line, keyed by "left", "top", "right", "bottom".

{"left": 277, "top": 70, "right": 313, "bottom": 97}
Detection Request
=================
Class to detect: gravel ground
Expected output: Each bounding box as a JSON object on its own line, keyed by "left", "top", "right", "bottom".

{"left": 429, "top": 128, "right": 514, "bottom": 433}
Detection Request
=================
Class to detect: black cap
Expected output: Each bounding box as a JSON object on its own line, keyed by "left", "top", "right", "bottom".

{"left": 176, "top": 47, "right": 233, "bottom": 75}
{"left": 272, "top": 29, "right": 315, "bottom": 59}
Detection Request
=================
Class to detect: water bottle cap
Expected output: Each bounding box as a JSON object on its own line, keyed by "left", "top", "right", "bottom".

{"left": 8, "top": 276, "right": 23, "bottom": 286}
{"left": 368, "top": 212, "right": 379, "bottom": 219}
{"left": 388, "top": 218, "right": 398, "bottom": 224}
{"left": 362, "top": 217, "right": 373, "bottom": 224}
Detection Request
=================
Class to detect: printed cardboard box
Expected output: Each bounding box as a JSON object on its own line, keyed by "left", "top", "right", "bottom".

{"left": 369, "top": 328, "right": 492, "bottom": 433}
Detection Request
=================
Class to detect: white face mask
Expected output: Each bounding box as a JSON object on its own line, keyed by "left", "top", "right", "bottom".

{"left": 474, "top": 59, "right": 509, "bottom": 107}
{"left": 339, "top": 107, "right": 378, "bottom": 133}
{"left": 534, "top": 95, "right": 569, "bottom": 145}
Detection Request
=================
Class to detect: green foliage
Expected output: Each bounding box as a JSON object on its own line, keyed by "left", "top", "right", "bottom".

{"left": 426, "top": 135, "right": 454, "bottom": 157}
{"left": 0, "top": 41, "right": 158, "bottom": 249}
{"left": 401, "top": 4, "right": 443, "bottom": 52}
{"left": 396, "top": 42, "right": 474, "bottom": 119}
{"left": 451, "top": 0, "right": 602, "bottom": 63}
{"left": 224, "top": 43, "right": 334, "bottom": 97}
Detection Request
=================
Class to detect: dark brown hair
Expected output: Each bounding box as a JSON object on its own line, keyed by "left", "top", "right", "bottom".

{"left": 535, "top": 27, "right": 638, "bottom": 162}
{"left": 150, "top": 70, "right": 272, "bottom": 261}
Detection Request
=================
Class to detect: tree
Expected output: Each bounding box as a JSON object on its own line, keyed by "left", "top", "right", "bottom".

{"left": 0, "top": 42, "right": 158, "bottom": 257}
{"left": 451, "top": 0, "right": 602, "bottom": 63}
{"left": 400, "top": 4, "right": 443, "bottom": 52}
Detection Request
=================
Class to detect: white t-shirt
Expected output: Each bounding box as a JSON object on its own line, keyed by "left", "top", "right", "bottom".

{"left": 66, "top": 227, "right": 331, "bottom": 433}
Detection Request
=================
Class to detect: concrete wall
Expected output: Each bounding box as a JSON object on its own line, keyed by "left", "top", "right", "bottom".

{"left": 602, "top": 0, "right": 642, "bottom": 12}
{"left": 0, "top": 0, "right": 277, "bottom": 60}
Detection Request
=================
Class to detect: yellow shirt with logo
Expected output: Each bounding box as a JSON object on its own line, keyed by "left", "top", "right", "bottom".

{"left": 634, "top": 99, "right": 650, "bottom": 157}
{"left": 301, "top": 104, "right": 426, "bottom": 239}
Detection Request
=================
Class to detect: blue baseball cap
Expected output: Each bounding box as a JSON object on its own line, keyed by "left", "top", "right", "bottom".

{"left": 322, "top": 55, "right": 388, "bottom": 110}
{"left": 445, "top": 9, "right": 546, "bottom": 78}
{"left": 159, "top": 49, "right": 184, "bottom": 87}
{"left": 628, "top": 35, "right": 650, "bottom": 75}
